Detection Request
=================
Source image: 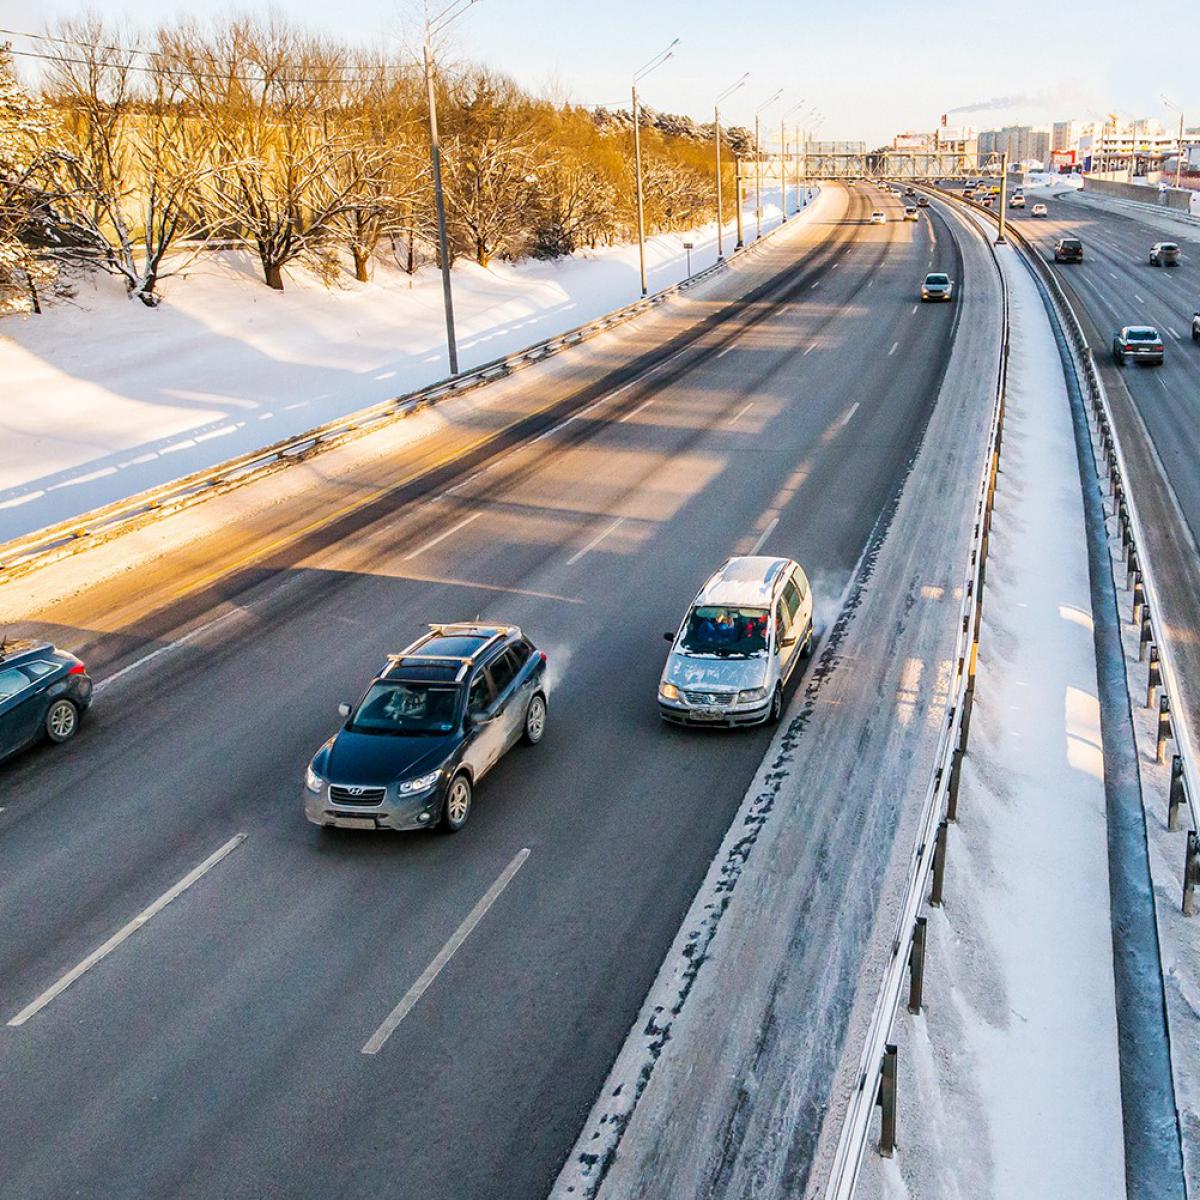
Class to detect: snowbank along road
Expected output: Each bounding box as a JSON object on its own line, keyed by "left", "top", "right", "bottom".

{"left": 0, "top": 182, "right": 989, "bottom": 1200}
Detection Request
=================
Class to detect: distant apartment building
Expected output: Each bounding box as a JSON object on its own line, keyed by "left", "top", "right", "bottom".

{"left": 1056, "top": 118, "right": 1182, "bottom": 173}
{"left": 977, "top": 125, "right": 1051, "bottom": 167}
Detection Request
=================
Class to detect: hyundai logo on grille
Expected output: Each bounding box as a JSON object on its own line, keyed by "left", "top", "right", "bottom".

{"left": 346, "top": 787, "right": 366, "bottom": 796}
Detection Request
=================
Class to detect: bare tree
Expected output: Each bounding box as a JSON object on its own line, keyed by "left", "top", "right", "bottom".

{"left": 36, "top": 18, "right": 212, "bottom": 306}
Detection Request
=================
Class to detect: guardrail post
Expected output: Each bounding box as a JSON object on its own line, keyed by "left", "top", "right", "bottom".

{"left": 1169, "top": 755, "right": 1186, "bottom": 832}
{"left": 1140, "top": 611, "right": 1153, "bottom": 662}
{"left": 930, "top": 819, "right": 949, "bottom": 907}
{"left": 1132, "top": 574, "right": 1146, "bottom": 627}
{"left": 1158, "top": 696, "right": 1172, "bottom": 765}
{"left": 907, "top": 916, "right": 927, "bottom": 1014}
{"left": 877, "top": 1044, "right": 898, "bottom": 1156}
{"left": 1184, "top": 831, "right": 1200, "bottom": 916}
{"left": 1146, "top": 646, "right": 1161, "bottom": 709}
{"left": 1126, "top": 545, "right": 1139, "bottom": 591}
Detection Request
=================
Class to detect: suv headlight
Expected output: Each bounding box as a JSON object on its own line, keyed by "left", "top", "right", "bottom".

{"left": 659, "top": 682, "right": 682, "bottom": 702}
{"left": 399, "top": 769, "right": 442, "bottom": 795}
{"left": 738, "top": 686, "right": 770, "bottom": 704}
{"left": 305, "top": 765, "right": 324, "bottom": 794}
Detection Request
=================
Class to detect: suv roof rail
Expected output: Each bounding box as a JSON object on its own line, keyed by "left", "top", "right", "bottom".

{"left": 388, "top": 625, "right": 516, "bottom": 682}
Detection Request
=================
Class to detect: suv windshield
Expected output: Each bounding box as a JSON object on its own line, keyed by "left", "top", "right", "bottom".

{"left": 679, "top": 606, "right": 769, "bottom": 658}
{"left": 349, "top": 681, "right": 460, "bottom": 735}
{"left": 1060, "top": 240, "right": 1080, "bottom": 250}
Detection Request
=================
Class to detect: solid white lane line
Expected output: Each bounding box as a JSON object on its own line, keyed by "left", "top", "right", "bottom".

{"left": 749, "top": 517, "right": 780, "bottom": 556}
{"left": 362, "top": 848, "right": 530, "bottom": 1055}
{"left": 837, "top": 401, "right": 860, "bottom": 428}
{"left": 728, "top": 402, "right": 754, "bottom": 426}
{"left": 888, "top": 341, "right": 899, "bottom": 356}
{"left": 617, "top": 396, "right": 656, "bottom": 423}
{"left": 95, "top": 608, "right": 247, "bottom": 695}
{"left": 401, "top": 511, "right": 482, "bottom": 562}
{"left": 567, "top": 516, "right": 626, "bottom": 566}
{"left": 8, "top": 834, "right": 247, "bottom": 1028}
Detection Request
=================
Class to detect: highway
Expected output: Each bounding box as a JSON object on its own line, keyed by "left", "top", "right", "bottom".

{"left": 0, "top": 182, "right": 981, "bottom": 1200}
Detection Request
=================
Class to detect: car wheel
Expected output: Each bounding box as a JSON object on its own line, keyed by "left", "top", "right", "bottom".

{"left": 45, "top": 698, "right": 79, "bottom": 744}
{"left": 522, "top": 693, "right": 547, "bottom": 746}
{"left": 766, "top": 685, "right": 784, "bottom": 726}
{"left": 441, "top": 773, "right": 472, "bottom": 833}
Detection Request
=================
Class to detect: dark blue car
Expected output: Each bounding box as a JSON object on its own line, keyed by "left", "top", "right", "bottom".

{"left": 0, "top": 638, "right": 93, "bottom": 762}
{"left": 304, "top": 623, "right": 547, "bottom": 834}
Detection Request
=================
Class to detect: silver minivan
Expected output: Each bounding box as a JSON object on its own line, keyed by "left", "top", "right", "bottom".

{"left": 658, "top": 556, "right": 815, "bottom": 727}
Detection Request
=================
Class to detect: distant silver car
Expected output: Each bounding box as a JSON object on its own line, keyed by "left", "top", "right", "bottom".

{"left": 658, "top": 557, "right": 814, "bottom": 727}
{"left": 921, "top": 272, "right": 953, "bottom": 302}
{"left": 904, "top": 206, "right": 919, "bottom": 221}
{"left": 869, "top": 210, "right": 887, "bottom": 225}
{"left": 1150, "top": 242, "right": 1181, "bottom": 267}
{"left": 1031, "top": 202, "right": 1048, "bottom": 217}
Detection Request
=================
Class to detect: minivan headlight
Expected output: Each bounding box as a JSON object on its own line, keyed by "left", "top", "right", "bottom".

{"left": 305, "top": 764, "right": 325, "bottom": 794}
{"left": 738, "top": 686, "right": 770, "bottom": 704}
{"left": 659, "top": 682, "right": 682, "bottom": 702}
{"left": 399, "top": 769, "right": 442, "bottom": 795}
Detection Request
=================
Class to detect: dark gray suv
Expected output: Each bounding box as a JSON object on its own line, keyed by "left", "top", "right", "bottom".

{"left": 0, "top": 638, "right": 93, "bottom": 762}
{"left": 304, "top": 623, "right": 547, "bottom": 834}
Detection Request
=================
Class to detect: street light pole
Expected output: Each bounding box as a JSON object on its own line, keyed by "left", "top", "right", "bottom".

{"left": 1163, "top": 95, "right": 1186, "bottom": 190}
{"left": 781, "top": 99, "right": 805, "bottom": 217}
{"left": 754, "top": 89, "right": 782, "bottom": 240}
{"left": 631, "top": 38, "right": 679, "bottom": 297}
{"left": 713, "top": 73, "right": 748, "bottom": 262}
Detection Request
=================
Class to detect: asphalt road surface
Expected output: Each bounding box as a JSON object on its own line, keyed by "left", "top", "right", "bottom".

{"left": 0, "top": 182, "right": 966, "bottom": 1200}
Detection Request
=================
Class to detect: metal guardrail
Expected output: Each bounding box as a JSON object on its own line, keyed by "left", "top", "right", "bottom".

{"left": 951, "top": 184, "right": 1200, "bottom": 858}
{"left": 823, "top": 185, "right": 1011, "bottom": 1197}
{"left": 0, "top": 197, "right": 817, "bottom": 584}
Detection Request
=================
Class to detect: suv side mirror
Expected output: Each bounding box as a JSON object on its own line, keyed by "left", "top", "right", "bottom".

{"left": 664, "top": 631, "right": 675, "bottom": 643}
{"left": 338, "top": 702, "right": 351, "bottom": 718}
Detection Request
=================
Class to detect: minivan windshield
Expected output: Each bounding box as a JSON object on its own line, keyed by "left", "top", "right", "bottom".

{"left": 349, "top": 681, "right": 460, "bottom": 735}
{"left": 679, "top": 606, "right": 769, "bottom": 657}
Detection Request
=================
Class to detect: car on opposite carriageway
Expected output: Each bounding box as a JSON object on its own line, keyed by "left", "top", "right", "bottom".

{"left": 658, "top": 557, "right": 814, "bottom": 728}
{"left": 0, "top": 637, "right": 92, "bottom": 763}
{"left": 304, "top": 623, "right": 547, "bottom": 834}
{"left": 1150, "top": 243, "right": 1181, "bottom": 267}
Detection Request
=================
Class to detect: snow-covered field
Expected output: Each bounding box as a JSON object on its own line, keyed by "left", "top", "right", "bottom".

{"left": 859, "top": 235, "right": 1126, "bottom": 1200}
{"left": 0, "top": 185, "right": 812, "bottom": 543}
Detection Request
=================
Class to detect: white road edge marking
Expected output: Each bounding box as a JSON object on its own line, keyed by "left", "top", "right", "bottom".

{"left": 888, "top": 341, "right": 899, "bottom": 356}
{"left": 362, "top": 847, "right": 530, "bottom": 1055}
{"left": 8, "top": 833, "right": 248, "bottom": 1028}
{"left": 566, "top": 516, "right": 626, "bottom": 566}
{"left": 749, "top": 517, "right": 779, "bottom": 556}
{"left": 728, "top": 402, "right": 754, "bottom": 426}
{"left": 401, "top": 511, "right": 482, "bottom": 561}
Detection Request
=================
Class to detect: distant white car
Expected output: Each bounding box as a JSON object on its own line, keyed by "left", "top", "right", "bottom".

{"left": 1031, "top": 202, "right": 1048, "bottom": 217}
{"left": 870, "top": 210, "right": 887, "bottom": 225}
{"left": 903, "top": 206, "right": 919, "bottom": 221}
{"left": 1009, "top": 194, "right": 1026, "bottom": 208}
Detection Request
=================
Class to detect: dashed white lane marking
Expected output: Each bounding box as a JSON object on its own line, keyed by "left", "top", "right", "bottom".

{"left": 728, "top": 402, "right": 754, "bottom": 427}
{"left": 1168, "top": 328, "right": 1181, "bottom": 341}
{"left": 95, "top": 607, "right": 248, "bottom": 695}
{"left": 362, "top": 848, "right": 530, "bottom": 1055}
{"left": 716, "top": 344, "right": 735, "bottom": 359}
{"left": 618, "top": 396, "right": 656, "bottom": 423}
{"left": 803, "top": 344, "right": 817, "bottom": 356}
{"left": 888, "top": 341, "right": 899, "bottom": 356}
{"left": 832, "top": 262, "right": 839, "bottom": 269}
{"left": 866, "top": 278, "right": 874, "bottom": 288}
{"left": 566, "top": 516, "right": 626, "bottom": 566}
{"left": 810, "top": 282, "right": 819, "bottom": 289}
{"left": 749, "top": 517, "right": 780, "bottom": 556}
{"left": 837, "top": 401, "right": 860, "bottom": 428}
{"left": 1110, "top": 272, "right": 1118, "bottom": 280}
{"left": 401, "top": 511, "right": 482, "bottom": 561}
{"left": 911, "top": 304, "right": 919, "bottom": 315}
{"left": 8, "top": 834, "right": 248, "bottom": 1028}
{"left": 1135, "top": 294, "right": 1145, "bottom": 305}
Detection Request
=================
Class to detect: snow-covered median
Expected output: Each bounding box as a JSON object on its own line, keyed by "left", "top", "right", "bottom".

{"left": 858, "top": 238, "right": 1126, "bottom": 1200}
{"left": 0, "top": 185, "right": 818, "bottom": 543}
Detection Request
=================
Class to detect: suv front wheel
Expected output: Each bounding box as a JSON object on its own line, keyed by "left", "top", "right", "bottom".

{"left": 522, "top": 694, "right": 547, "bottom": 746}
{"left": 45, "top": 699, "right": 79, "bottom": 744}
{"left": 441, "top": 773, "right": 473, "bottom": 833}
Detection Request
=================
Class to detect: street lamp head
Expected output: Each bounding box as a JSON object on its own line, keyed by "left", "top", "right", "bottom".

{"left": 634, "top": 37, "right": 680, "bottom": 84}
{"left": 716, "top": 72, "right": 750, "bottom": 105}
{"left": 755, "top": 88, "right": 783, "bottom": 114}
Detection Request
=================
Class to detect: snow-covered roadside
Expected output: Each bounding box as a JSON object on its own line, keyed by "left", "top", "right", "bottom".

{"left": 858, "top": 238, "right": 1126, "bottom": 1200}
{"left": 0, "top": 184, "right": 818, "bottom": 543}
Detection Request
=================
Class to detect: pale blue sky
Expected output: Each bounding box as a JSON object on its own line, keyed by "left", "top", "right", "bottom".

{"left": 2, "top": 0, "right": 1194, "bottom": 146}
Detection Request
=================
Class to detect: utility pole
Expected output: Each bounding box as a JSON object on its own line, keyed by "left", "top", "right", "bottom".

{"left": 782, "top": 100, "right": 806, "bottom": 217}
{"left": 713, "top": 73, "right": 748, "bottom": 261}
{"left": 1177, "top": 110, "right": 1186, "bottom": 190}
{"left": 735, "top": 159, "right": 745, "bottom": 250}
{"left": 421, "top": 0, "right": 483, "bottom": 377}
{"left": 996, "top": 152, "right": 1009, "bottom": 245}
{"left": 631, "top": 38, "right": 679, "bottom": 297}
